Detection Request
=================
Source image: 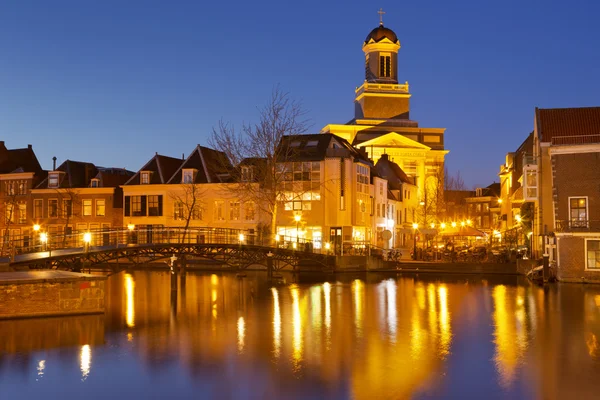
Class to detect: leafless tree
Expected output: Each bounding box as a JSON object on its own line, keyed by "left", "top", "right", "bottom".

{"left": 0, "top": 192, "right": 20, "bottom": 256}
{"left": 56, "top": 188, "right": 82, "bottom": 247}
{"left": 169, "top": 182, "right": 205, "bottom": 243}
{"left": 210, "top": 86, "right": 310, "bottom": 242}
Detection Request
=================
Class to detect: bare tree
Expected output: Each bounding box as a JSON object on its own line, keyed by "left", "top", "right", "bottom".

{"left": 0, "top": 193, "right": 19, "bottom": 256}
{"left": 210, "top": 86, "right": 310, "bottom": 241}
{"left": 169, "top": 182, "right": 205, "bottom": 243}
{"left": 56, "top": 188, "right": 82, "bottom": 247}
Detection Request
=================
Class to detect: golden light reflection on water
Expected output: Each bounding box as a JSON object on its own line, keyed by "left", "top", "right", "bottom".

{"left": 492, "top": 285, "right": 528, "bottom": 388}
{"left": 353, "top": 279, "right": 364, "bottom": 337}
{"left": 271, "top": 287, "right": 281, "bottom": 358}
{"left": 237, "top": 316, "right": 245, "bottom": 353}
{"left": 386, "top": 280, "right": 397, "bottom": 342}
{"left": 36, "top": 360, "right": 45, "bottom": 380}
{"left": 438, "top": 285, "right": 451, "bottom": 357}
{"left": 290, "top": 285, "right": 303, "bottom": 366}
{"left": 124, "top": 273, "right": 135, "bottom": 328}
{"left": 211, "top": 274, "right": 218, "bottom": 320}
{"left": 323, "top": 282, "right": 332, "bottom": 348}
{"left": 80, "top": 344, "right": 91, "bottom": 380}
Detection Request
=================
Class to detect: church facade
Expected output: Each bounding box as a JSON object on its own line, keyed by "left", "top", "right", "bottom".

{"left": 321, "top": 20, "right": 448, "bottom": 204}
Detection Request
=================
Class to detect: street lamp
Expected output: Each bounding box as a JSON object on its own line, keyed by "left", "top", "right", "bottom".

{"left": 294, "top": 214, "right": 301, "bottom": 246}
{"left": 33, "top": 224, "right": 40, "bottom": 232}
{"left": 83, "top": 232, "right": 92, "bottom": 253}
{"left": 466, "top": 219, "right": 472, "bottom": 226}
{"left": 451, "top": 221, "right": 457, "bottom": 228}
{"left": 440, "top": 223, "right": 446, "bottom": 229}
{"left": 412, "top": 222, "right": 418, "bottom": 260}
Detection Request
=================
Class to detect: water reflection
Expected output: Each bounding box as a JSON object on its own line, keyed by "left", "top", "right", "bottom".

{"left": 2, "top": 272, "right": 600, "bottom": 400}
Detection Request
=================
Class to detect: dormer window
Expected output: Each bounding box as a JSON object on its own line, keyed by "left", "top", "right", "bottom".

{"left": 182, "top": 169, "right": 196, "bottom": 184}
{"left": 241, "top": 166, "right": 253, "bottom": 182}
{"left": 48, "top": 172, "right": 60, "bottom": 188}
{"left": 141, "top": 171, "right": 151, "bottom": 184}
{"left": 305, "top": 140, "right": 318, "bottom": 147}
{"left": 90, "top": 178, "right": 99, "bottom": 188}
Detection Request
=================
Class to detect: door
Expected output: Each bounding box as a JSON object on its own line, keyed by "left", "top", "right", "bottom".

{"left": 330, "top": 227, "right": 342, "bottom": 255}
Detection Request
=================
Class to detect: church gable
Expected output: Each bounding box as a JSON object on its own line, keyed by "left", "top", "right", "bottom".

{"left": 358, "top": 132, "right": 431, "bottom": 150}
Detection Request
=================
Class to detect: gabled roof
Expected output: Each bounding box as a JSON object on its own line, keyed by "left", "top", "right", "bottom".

{"left": 0, "top": 142, "right": 43, "bottom": 174}
{"left": 536, "top": 107, "right": 600, "bottom": 143}
{"left": 125, "top": 154, "right": 184, "bottom": 185}
{"left": 93, "top": 168, "right": 135, "bottom": 187}
{"left": 167, "top": 145, "right": 233, "bottom": 184}
{"left": 374, "top": 154, "right": 414, "bottom": 191}
{"left": 276, "top": 133, "right": 372, "bottom": 164}
{"left": 36, "top": 160, "right": 98, "bottom": 188}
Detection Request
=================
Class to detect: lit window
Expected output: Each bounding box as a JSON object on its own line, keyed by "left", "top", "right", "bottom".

{"left": 215, "top": 201, "right": 224, "bottom": 221}
{"left": 34, "top": 199, "right": 43, "bottom": 219}
{"left": 230, "top": 201, "right": 240, "bottom": 220}
{"left": 379, "top": 54, "right": 391, "bottom": 77}
{"left": 173, "top": 201, "right": 184, "bottom": 220}
{"left": 18, "top": 203, "right": 26, "bottom": 224}
{"left": 192, "top": 205, "right": 202, "bottom": 220}
{"left": 245, "top": 202, "right": 255, "bottom": 221}
{"left": 63, "top": 199, "right": 72, "bottom": 217}
{"left": 83, "top": 200, "right": 92, "bottom": 216}
{"left": 569, "top": 197, "right": 588, "bottom": 228}
{"left": 4, "top": 204, "right": 14, "bottom": 223}
{"left": 131, "top": 196, "right": 142, "bottom": 216}
{"left": 148, "top": 195, "right": 161, "bottom": 216}
{"left": 96, "top": 199, "right": 105, "bottom": 217}
{"left": 587, "top": 240, "right": 600, "bottom": 270}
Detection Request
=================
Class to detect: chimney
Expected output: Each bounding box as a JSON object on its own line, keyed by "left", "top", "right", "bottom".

{"left": 182, "top": 153, "right": 185, "bottom": 160}
{"left": 28, "top": 144, "right": 32, "bottom": 150}
{"left": 52, "top": 156, "right": 57, "bottom": 170}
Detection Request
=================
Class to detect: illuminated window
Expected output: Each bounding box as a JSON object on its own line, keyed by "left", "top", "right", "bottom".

{"left": 63, "top": 199, "right": 72, "bottom": 217}
{"left": 245, "top": 202, "right": 255, "bottom": 221}
{"left": 18, "top": 203, "right": 26, "bottom": 224}
{"left": 131, "top": 196, "right": 142, "bottom": 216}
{"left": 96, "top": 199, "right": 105, "bottom": 217}
{"left": 182, "top": 169, "right": 194, "bottom": 184}
{"left": 147, "top": 195, "right": 161, "bottom": 216}
{"left": 34, "top": 199, "right": 43, "bottom": 219}
{"left": 215, "top": 201, "right": 225, "bottom": 221}
{"left": 586, "top": 240, "right": 600, "bottom": 270}
{"left": 82, "top": 199, "right": 92, "bottom": 216}
{"left": 48, "top": 173, "right": 59, "bottom": 188}
{"left": 141, "top": 172, "right": 150, "bottom": 185}
{"left": 229, "top": 201, "right": 240, "bottom": 220}
{"left": 569, "top": 197, "right": 588, "bottom": 228}
{"left": 173, "top": 201, "right": 184, "bottom": 220}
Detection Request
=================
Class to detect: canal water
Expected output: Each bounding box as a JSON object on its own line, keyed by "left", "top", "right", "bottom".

{"left": 1, "top": 271, "right": 600, "bottom": 400}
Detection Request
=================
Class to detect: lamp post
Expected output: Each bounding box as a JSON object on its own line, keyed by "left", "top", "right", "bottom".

{"left": 238, "top": 233, "right": 244, "bottom": 269}
{"left": 127, "top": 224, "right": 135, "bottom": 245}
{"left": 412, "top": 222, "right": 418, "bottom": 260}
{"left": 83, "top": 232, "right": 92, "bottom": 253}
{"left": 33, "top": 224, "right": 40, "bottom": 252}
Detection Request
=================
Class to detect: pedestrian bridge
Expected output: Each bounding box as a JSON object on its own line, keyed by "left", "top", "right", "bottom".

{"left": 7, "top": 227, "right": 335, "bottom": 271}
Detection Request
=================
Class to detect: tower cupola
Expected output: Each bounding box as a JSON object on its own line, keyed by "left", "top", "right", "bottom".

{"left": 363, "top": 15, "right": 401, "bottom": 83}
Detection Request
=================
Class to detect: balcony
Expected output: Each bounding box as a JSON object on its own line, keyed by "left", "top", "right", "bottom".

{"left": 555, "top": 220, "right": 600, "bottom": 232}
{"left": 355, "top": 81, "right": 410, "bottom": 96}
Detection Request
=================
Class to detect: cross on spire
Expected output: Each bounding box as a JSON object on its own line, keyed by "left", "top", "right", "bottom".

{"left": 378, "top": 8, "right": 386, "bottom": 26}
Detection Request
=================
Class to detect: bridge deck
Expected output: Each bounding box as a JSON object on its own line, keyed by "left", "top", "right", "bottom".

{"left": 0, "top": 270, "right": 104, "bottom": 285}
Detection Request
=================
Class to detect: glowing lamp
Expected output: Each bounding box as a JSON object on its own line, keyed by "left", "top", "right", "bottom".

{"left": 83, "top": 232, "right": 92, "bottom": 243}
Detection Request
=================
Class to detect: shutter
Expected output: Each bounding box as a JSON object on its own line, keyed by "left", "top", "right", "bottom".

{"left": 158, "top": 195, "right": 163, "bottom": 216}
{"left": 140, "top": 196, "right": 147, "bottom": 216}
{"left": 124, "top": 196, "right": 130, "bottom": 217}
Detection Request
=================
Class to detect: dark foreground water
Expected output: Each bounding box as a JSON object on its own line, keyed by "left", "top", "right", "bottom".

{"left": 1, "top": 271, "right": 600, "bottom": 400}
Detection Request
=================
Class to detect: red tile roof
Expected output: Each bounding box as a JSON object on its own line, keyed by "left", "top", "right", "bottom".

{"left": 536, "top": 107, "right": 600, "bottom": 144}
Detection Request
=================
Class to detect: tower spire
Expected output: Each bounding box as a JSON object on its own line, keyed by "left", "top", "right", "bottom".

{"left": 378, "top": 8, "right": 386, "bottom": 26}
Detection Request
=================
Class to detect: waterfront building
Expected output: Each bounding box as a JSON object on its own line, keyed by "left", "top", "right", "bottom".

{"left": 464, "top": 183, "right": 501, "bottom": 234}
{"left": 29, "top": 160, "right": 133, "bottom": 246}
{"left": 0, "top": 141, "right": 45, "bottom": 254}
{"left": 122, "top": 146, "right": 268, "bottom": 242}
{"left": 320, "top": 19, "right": 448, "bottom": 208}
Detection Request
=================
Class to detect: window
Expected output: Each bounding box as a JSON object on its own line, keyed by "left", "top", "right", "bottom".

{"left": 192, "top": 205, "right": 202, "bottom": 220}
{"left": 148, "top": 195, "right": 161, "bottom": 216}
{"left": 83, "top": 199, "right": 92, "bottom": 216}
{"left": 305, "top": 140, "right": 318, "bottom": 147}
{"left": 570, "top": 197, "right": 588, "bottom": 227}
{"left": 377, "top": 203, "right": 381, "bottom": 217}
{"left": 245, "top": 202, "right": 255, "bottom": 221}
{"left": 379, "top": 183, "right": 383, "bottom": 196}
{"left": 183, "top": 170, "right": 194, "bottom": 184}
{"left": 18, "top": 181, "right": 26, "bottom": 195}
{"left": 91, "top": 179, "right": 99, "bottom": 188}
{"left": 174, "top": 201, "right": 184, "bottom": 220}
{"left": 49, "top": 199, "right": 58, "bottom": 218}
{"left": 356, "top": 164, "right": 369, "bottom": 193}
{"left": 96, "top": 199, "right": 105, "bottom": 217}
{"left": 17, "top": 203, "right": 26, "bottom": 224}
{"left": 241, "top": 167, "right": 253, "bottom": 182}
{"left": 141, "top": 172, "right": 150, "bottom": 184}
{"left": 4, "top": 204, "right": 14, "bottom": 223}
{"left": 34, "top": 199, "right": 43, "bottom": 219}
{"left": 524, "top": 169, "right": 538, "bottom": 199}
{"left": 586, "top": 240, "right": 600, "bottom": 270}
{"left": 48, "top": 173, "right": 59, "bottom": 188}
{"left": 63, "top": 199, "right": 72, "bottom": 217}
{"left": 131, "top": 196, "right": 143, "bottom": 216}
{"left": 215, "top": 201, "right": 224, "bottom": 221}
{"left": 379, "top": 54, "right": 391, "bottom": 77}
{"left": 230, "top": 201, "right": 240, "bottom": 220}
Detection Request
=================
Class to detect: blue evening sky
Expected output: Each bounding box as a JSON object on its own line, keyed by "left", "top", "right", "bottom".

{"left": 1, "top": 0, "right": 599, "bottom": 188}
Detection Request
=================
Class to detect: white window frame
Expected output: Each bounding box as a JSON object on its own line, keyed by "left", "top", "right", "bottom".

{"left": 48, "top": 198, "right": 59, "bottom": 218}
{"left": 568, "top": 196, "right": 589, "bottom": 228}
{"left": 585, "top": 238, "right": 600, "bottom": 271}
{"left": 95, "top": 199, "right": 106, "bottom": 217}
{"left": 34, "top": 199, "right": 43, "bottom": 219}
{"left": 141, "top": 171, "right": 150, "bottom": 185}
{"left": 182, "top": 169, "right": 195, "bottom": 184}
{"left": 48, "top": 173, "right": 60, "bottom": 188}
{"left": 82, "top": 199, "right": 93, "bottom": 217}
{"left": 90, "top": 178, "right": 100, "bottom": 188}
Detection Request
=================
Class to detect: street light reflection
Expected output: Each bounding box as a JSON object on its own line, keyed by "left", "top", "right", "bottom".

{"left": 237, "top": 316, "right": 245, "bottom": 353}
{"left": 125, "top": 273, "right": 135, "bottom": 328}
{"left": 438, "top": 285, "right": 451, "bottom": 357}
{"left": 271, "top": 287, "right": 281, "bottom": 358}
{"left": 353, "top": 279, "right": 364, "bottom": 337}
{"left": 323, "top": 282, "right": 332, "bottom": 346}
{"left": 385, "top": 279, "right": 397, "bottom": 343}
{"left": 290, "top": 285, "right": 303, "bottom": 367}
{"left": 80, "top": 344, "right": 91, "bottom": 380}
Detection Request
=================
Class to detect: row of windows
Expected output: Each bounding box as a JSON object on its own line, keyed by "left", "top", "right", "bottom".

{"left": 125, "top": 195, "right": 163, "bottom": 217}
{"left": 276, "top": 162, "right": 321, "bottom": 182}
{"left": 3, "top": 180, "right": 27, "bottom": 196}
{"left": 213, "top": 201, "right": 256, "bottom": 221}
{"left": 31, "top": 199, "right": 105, "bottom": 219}
{"left": 356, "top": 165, "right": 369, "bottom": 194}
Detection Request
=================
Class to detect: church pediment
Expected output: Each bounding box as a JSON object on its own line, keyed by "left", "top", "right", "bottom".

{"left": 358, "top": 132, "right": 431, "bottom": 150}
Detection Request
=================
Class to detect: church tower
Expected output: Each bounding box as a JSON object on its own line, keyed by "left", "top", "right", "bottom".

{"left": 355, "top": 15, "right": 411, "bottom": 121}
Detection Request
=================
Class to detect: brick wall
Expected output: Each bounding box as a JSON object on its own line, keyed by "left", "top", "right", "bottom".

{"left": 557, "top": 236, "right": 600, "bottom": 282}
{"left": 0, "top": 279, "right": 105, "bottom": 318}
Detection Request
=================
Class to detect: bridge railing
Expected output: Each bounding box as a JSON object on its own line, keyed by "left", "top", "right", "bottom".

{"left": 2, "top": 226, "right": 356, "bottom": 257}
